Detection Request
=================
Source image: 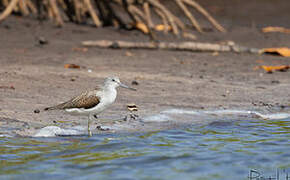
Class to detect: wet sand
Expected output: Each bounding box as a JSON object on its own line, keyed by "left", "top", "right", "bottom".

{"left": 0, "top": 0, "right": 290, "bottom": 136}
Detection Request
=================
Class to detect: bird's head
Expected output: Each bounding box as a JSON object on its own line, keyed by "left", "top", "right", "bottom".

{"left": 104, "top": 76, "right": 136, "bottom": 91}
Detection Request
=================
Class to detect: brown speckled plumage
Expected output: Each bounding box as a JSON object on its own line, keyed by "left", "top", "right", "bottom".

{"left": 44, "top": 88, "right": 101, "bottom": 110}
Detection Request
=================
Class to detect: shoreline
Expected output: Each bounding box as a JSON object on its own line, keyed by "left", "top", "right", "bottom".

{"left": 1, "top": 0, "right": 290, "bottom": 137}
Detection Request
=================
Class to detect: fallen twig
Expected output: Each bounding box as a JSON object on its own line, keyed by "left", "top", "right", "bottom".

{"left": 82, "top": 40, "right": 260, "bottom": 54}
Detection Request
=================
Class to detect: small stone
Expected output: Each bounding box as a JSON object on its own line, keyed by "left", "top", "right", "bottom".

{"left": 131, "top": 80, "right": 139, "bottom": 85}
{"left": 34, "top": 109, "right": 40, "bottom": 113}
{"left": 271, "top": 80, "right": 280, "bottom": 84}
{"left": 4, "top": 25, "right": 10, "bottom": 29}
{"left": 38, "top": 36, "right": 48, "bottom": 45}
{"left": 130, "top": 114, "right": 139, "bottom": 120}
{"left": 96, "top": 125, "right": 110, "bottom": 131}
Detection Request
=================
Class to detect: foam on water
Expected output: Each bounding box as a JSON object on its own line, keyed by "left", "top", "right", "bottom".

{"left": 162, "top": 109, "right": 290, "bottom": 120}
{"left": 161, "top": 109, "right": 201, "bottom": 115}
{"left": 143, "top": 114, "right": 171, "bottom": 122}
{"left": 33, "top": 109, "right": 290, "bottom": 137}
{"left": 34, "top": 126, "right": 85, "bottom": 137}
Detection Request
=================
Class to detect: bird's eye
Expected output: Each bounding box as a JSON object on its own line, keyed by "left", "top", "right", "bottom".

{"left": 112, "top": 79, "right": 115, "bottom": 82}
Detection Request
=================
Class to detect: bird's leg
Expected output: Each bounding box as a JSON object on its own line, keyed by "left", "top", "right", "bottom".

{"left": 88, "top": 114, "right": 92, "bottom": 137}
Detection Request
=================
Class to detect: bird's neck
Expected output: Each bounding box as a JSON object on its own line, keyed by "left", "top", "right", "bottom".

{"left": 102, "top": 85, "right": 117, "bottom": 102}
{"left": 103, "top": 84, "right": 117, "bottom": 92}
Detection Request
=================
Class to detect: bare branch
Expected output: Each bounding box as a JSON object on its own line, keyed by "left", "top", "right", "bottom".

{"left": 0, "top": 0, "right": 19, "bottom": 22}
{"left": 183, "top": 0, "right": 226, "bottom": 32}
{"left": 84, "top": 0, "right": 102, "bottom": 27}
{"left": 27, "top": 0, "right": 37, "bottom": 15}
{"left": 154, "top": 8, "right": 169, "bottom": 33}
{"left": 49, "top": 0, "right": 64, "bottom": 26}
{"left": 143, "top": 2, "right": 154, "bottom": 28}
{"left": 176, "top": 0, "right": 202, "bottom": 33}
{"left": 19, "top": 0, "right": 29, "bottom": 16}
{"left": 147, "top": 0, "right": 179, "bottom": 35}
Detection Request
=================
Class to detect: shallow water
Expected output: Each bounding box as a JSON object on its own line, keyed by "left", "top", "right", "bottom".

{"left": 0, "top": 113, "right": 290, "bottom": 179}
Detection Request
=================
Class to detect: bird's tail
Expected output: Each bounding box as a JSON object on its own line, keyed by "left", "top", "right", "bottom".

{"left": 44, "top": 102, "right": 67, "bottom": 111}
{"left": 44, "top": 105, "right": 62, "bottom": 111}
{"left": 44, "top": 106, "right": 56, "bottom": 111}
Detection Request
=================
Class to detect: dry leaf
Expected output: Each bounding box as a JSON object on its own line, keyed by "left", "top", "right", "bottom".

{"left": 0, "top": 85, "right": 15, "bottom": 90}
{"left": 14, "top": 48, "right": 27, "bottom": 53}
{"left": 155, "top": 24, "right": 172, "bottom": 32}
{"left": 127, "top": 104, "right": 138, "bottom": 112}
{"left": 260, "top": 65, "right": 290, "bottom": 73}
{"left": 256, "top": 59, "right": 264, "bottom": 63}
{"left": 212, "top": 51, "right": 219, "bottom": 56}
{"left": 125, "top": 51, "right": 133, "bottom": 57}
{"left": 64, "top": 64, "right": 80, "bottom": 69}
{"left": 253, "top": 66, "right": 260, "bottom": 71}
{"left": 135, "top": 22, "right": 149, "bottom": 34}
{"left": 72, "top": 47, "right": 88, "bottom": 52}
{"left": 262, "top": 26, "right": 290, "bottom": 34}
{"left": 262, "top": 47, "right": 290, "bottom": 57}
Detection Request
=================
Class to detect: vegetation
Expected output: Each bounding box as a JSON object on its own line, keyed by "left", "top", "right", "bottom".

{"left": 0, "top": 0, "right": 226, "bottom": 39}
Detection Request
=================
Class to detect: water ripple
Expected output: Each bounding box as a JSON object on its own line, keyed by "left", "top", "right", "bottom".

{"left": 0, "top": 110, "right": 290, "bottom": 179}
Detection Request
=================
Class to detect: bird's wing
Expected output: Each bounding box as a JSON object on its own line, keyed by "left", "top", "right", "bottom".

{"left": 45, "top": 90, "right": 101, "bottom": 110}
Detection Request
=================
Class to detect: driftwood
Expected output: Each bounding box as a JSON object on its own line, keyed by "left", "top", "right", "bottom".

{"left": 82, "top": 40, "right": 260, "bottom": 54}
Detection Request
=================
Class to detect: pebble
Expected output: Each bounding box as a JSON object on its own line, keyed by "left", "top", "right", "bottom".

{"left": 38, "top": 36, "right": 48, "bottom": 45}
{"left": 131, "top": 80, "right": 139, "bottom": 85}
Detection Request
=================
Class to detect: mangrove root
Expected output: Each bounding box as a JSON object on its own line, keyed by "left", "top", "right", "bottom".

{"left": 0, "top": 0, "right": 226, "bottom": 39}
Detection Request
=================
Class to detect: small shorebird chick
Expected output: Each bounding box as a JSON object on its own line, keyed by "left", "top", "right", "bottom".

{"left": 44, "top": 76, "right": 136, "bottom": 136}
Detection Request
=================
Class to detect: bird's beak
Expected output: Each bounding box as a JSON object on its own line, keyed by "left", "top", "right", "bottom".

{"left": 119, "top": 82, "right": 137, "bottom": 91}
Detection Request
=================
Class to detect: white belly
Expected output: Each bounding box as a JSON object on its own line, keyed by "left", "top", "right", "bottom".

{"left": 65, "top": 89, "right": 117, "bottom": 116}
